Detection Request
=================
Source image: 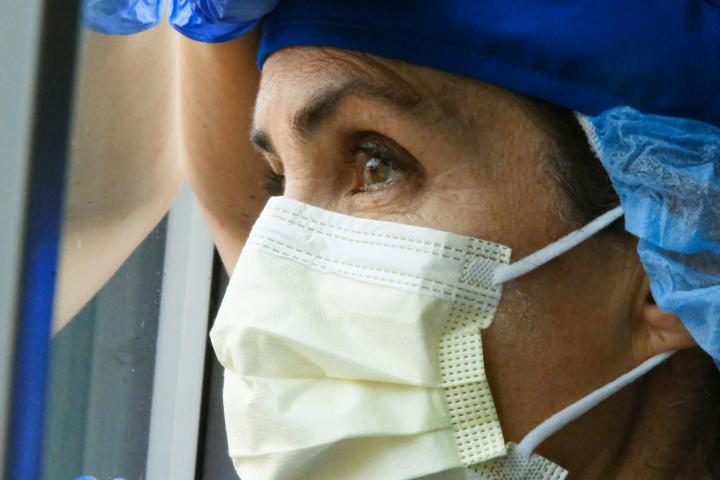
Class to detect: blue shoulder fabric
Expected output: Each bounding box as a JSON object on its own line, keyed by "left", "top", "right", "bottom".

{"left": 82, "top": 0, "right": 164, "bottom": 34}
{"left": 258, "top": 0, "right": 720, "bottom": 127}
{"left": 579, "top": 107, "right": 720, "bottom": 367}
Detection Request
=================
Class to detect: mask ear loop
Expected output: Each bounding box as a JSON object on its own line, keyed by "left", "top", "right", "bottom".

{"left": 487, "top": 205, "right": 669, "bottom": 461}
{"left": 514, "top": 350, "right": 676, "bottom": 460}
{"left": 492, "top": 206, "right": 625, "bottom": 285}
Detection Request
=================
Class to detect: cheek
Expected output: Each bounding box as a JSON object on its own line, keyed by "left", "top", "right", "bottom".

{"left": 481, "top": 283, "right": 561, "bottom": 443}
{"left": 407, "top": 154, "right": 560, "bottom": 250}
{"left": 480, "top": 238, "right": 637, "bottom": 442}
{"left": 421, "top": 162, "right": 498, "bottom": 227}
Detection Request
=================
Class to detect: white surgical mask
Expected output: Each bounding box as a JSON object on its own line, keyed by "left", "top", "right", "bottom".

{"left": 210, "top": 196, "right": 671, "bottom": 480}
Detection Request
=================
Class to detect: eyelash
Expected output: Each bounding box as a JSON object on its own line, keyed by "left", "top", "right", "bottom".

{"left": 347, "top": 141, "right": 406, "bottom": 193}
{"left": 261, "top": 137, "right": 410, "bottom": 196}
{"left": 264, "top": 169, "right": 285, "bottom": 196}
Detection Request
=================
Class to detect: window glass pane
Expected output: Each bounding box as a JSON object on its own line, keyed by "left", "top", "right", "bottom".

{"left": 40, "top": 15, "right": 198, "bottom": 480}
{"left": 43, "top": 221, "right": 166, "bottom": 480}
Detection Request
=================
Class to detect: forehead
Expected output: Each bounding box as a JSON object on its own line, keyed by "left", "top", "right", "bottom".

{"left": 255, "top": 47, "right": 528, "bottom": 146}
{"left": 260, "top": 47, "right": 439, "bottom": 98}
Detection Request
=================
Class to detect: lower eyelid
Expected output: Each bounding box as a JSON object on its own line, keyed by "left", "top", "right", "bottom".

{"left": 355, "top": 168, "right": 406, "bottom": 194}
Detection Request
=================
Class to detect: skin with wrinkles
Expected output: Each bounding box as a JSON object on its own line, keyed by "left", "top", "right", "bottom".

{"left": 180, "top": 39, "right": 715, "bottom": 479}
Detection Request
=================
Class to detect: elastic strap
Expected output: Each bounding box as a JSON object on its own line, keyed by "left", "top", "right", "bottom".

{"left": 492, "top": 206, "right": 624, "bottom": 285}
{"left": 515, "top": 350, "right": 675, "bottom": 460}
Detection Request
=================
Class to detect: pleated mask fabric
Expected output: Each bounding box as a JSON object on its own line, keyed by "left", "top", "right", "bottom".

{"left": 210, "top": 196, "right": 522, "bottom": 479}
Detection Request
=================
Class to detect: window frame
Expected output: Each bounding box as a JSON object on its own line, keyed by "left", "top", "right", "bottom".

{"left": 146, "top": 184, "right": 215, "bottom": 480}
{"left": 1, "top": 0, "right": 80, "bottom": 478}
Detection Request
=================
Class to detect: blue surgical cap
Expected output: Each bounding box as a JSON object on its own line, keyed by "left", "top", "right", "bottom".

{"left": 579, "top": 107, "right": 720, "bottom": 367}
{"left": 257, "top": 1, "right": 720, "bottom": 127}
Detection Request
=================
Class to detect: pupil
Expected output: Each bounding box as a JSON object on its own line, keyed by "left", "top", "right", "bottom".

{"left": 363, "top": 157, "right": 390, "bottom": 186}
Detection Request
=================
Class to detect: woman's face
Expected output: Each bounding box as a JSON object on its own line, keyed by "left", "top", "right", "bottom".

{"left": 252, "top": 47, "right": 651, "bottom": 470}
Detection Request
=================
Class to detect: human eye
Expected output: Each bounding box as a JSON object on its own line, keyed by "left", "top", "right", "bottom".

{"left": 263, "top": 168, "right": 285, "bottom": 196}
{"left": 347, "top": 137, "right": 414, "bottom": 194}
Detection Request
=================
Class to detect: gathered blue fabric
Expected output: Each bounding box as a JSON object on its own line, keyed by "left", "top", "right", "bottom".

{"left": 168, "top": 0, "right": 259, "bottom": 43}
{"left": 579, "top": 107, "right": 720, "bottom": 367}
{"left": 82, "top": 0, "right": 164, "bottom": 34}
{"left": 81, "top": 0, "right": 273, "bottom": 41}
{"left": 191, "top": 0, "right": 279, "bottom": 24}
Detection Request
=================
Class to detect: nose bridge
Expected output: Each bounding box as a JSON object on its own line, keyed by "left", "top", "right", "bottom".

{"left": 281, "top": 170, "right": 336, "bottom": 209}
{"left": 278, "top": 147, "right": 349, "bottom": 208}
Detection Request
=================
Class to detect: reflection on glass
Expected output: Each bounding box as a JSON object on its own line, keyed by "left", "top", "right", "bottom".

{"left": 43, "top": 221, "right": 166, "bottom": 480}
{"left": 43, "top": 11, "right": 182, "bottom": 480}
{"left": 53, "top": 20, "right": 181, "bottom": 334}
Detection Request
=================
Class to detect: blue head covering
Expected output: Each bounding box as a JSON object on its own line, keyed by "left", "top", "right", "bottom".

{"left": 579, "top": 108, "right": 720, "bottom": 367}
{"left": 257, "top": 0, "right": 720, "bottom": 127}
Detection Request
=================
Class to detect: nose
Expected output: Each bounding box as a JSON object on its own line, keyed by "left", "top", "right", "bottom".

{"left": 280, "top": 172, "right": 340, "bottom": 212}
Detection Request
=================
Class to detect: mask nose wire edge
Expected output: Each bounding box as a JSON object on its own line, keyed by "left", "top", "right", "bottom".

{"left": 492, "top": 206, "right": 625, "bottom": 285}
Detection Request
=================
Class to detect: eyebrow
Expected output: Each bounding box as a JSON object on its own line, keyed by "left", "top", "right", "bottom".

{"left": 250, "top": 78, "right": 428, "bottom": 154}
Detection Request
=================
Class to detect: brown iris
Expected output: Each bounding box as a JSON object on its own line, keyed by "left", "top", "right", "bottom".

{"left": 363, "top": 157, "right": 393, "bottom": 187}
